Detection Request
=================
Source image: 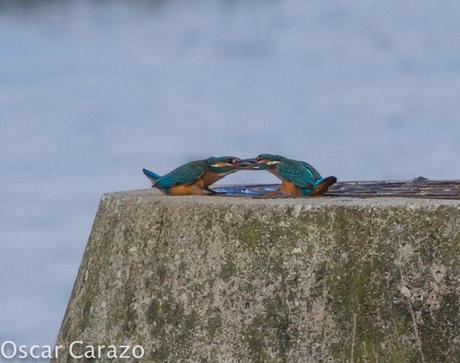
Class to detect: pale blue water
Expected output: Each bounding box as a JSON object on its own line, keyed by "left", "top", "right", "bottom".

{"left": 1, "top": 0, "right": 460, "bottom": 355}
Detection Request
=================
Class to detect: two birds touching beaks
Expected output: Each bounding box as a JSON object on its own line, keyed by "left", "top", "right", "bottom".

{"left": 142, "top": 154, "right": 337, "bottom": 198}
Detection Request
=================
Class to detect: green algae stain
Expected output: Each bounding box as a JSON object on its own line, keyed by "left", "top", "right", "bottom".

{"left": 321, "top": 208, "right": 391, "bottom": 361}
{"left": 321, "top": 206, "right": 455, "bottom": 363}
{"left": 419, "top": 293, "right": 460, "bottom": 361}
{"left": 243, "top": 325, "right": 269, "bottom": 363}
{"left": 243, "top": 294, "right": 292, "bottom": 363}
{"left": 220, "top": 260, "right": 236, "bottom": 281}
{"left": 123, "top": 289, "right": 138, "bottom": 334}
{"left": 238, "top": 218, "right": 266, "bottom": 252}
{"left": 145, "top": 295, "right": 199, "bottom": 362}
{"left": 156, "top": 263, "right": 168, "bottom": 282}
{"left": 146, "top": 299, "right": 161, "bottom": 328}
{"left": 179, "top": 260, "right": 187, "bottom": 274}
{"left": 78, "top": 300, "right": 92, "bottom": 332}
{"left": 206, "top": 308, "right": 223, "bottom": 339}
{"left": 239, "top": 215, "right": 299, "bottom": 251}
{"left": 238, "top": 215, "right": 302, "bottom": 279}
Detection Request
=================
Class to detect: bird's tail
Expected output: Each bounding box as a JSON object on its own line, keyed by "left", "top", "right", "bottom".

{"left": 312, "top": 176, "right": 337, "bottom": 196}
{"left": 142, "top": 168, "right": 161, "bottom": 185}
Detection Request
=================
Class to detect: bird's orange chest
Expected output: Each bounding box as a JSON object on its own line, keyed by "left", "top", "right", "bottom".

{"left": 195, "top": 171, "right": 225, "bottom": 188}
{"left": 167, "top": 171, "right": 225, "bottom": 196}
{"left": 168, "top": 184, "right": 198, "bottom": 195}
{"left": 279, "top": 180, "right": 301, "bottom": 197}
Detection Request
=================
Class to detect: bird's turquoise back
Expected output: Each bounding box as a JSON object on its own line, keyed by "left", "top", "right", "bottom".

{"left": 277, "top": 159, "right": 322, "bottom": 189}
{"left": 155, "top": 161, "right": 206, "bottom": 189}
{"left": 299, "top": 161, "right": 323, "bottom": 182}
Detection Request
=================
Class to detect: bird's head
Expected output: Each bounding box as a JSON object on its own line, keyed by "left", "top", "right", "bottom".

{"left": 206, "top": 156, "right": 243, "bottom": 174}
{"left": 250, "top": 153, "right": 285, "bottom": 170}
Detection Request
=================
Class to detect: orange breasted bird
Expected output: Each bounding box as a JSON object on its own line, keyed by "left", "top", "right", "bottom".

{"left": 142, "top": 156, "right": 255, "bottom": 196}
{"left": 245, "top": 154, "right": 337, "bottom": 197}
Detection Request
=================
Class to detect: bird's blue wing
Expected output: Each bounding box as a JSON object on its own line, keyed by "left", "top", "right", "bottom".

{"left": 278, "top": 160, "right": 316, "bottom": 189}
{"left": 155, "top": 162, "right": 205, "bottom": 188}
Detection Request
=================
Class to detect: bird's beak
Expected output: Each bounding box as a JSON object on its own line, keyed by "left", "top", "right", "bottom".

{"left": 239, "top": 158, "right": 260, "bottom": 170}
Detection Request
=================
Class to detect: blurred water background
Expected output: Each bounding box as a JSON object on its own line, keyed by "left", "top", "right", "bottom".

{"left": 1, "top": 0, "right": 460, "bottom": 355}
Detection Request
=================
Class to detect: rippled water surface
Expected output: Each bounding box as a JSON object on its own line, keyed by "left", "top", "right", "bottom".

{"left": 1, "top": 0, "right": 460, "bottom": 349}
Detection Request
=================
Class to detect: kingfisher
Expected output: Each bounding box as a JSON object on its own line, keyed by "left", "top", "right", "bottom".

{"left": 246, "top": 154, "right": 337, "bottom": 197}
{"left": 142, "top": 156, "right": 254, "bottom": 196}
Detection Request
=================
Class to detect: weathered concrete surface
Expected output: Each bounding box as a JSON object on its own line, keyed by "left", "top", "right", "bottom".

{"left": 55, "top": 190, "right": 460, "bottom": 363}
